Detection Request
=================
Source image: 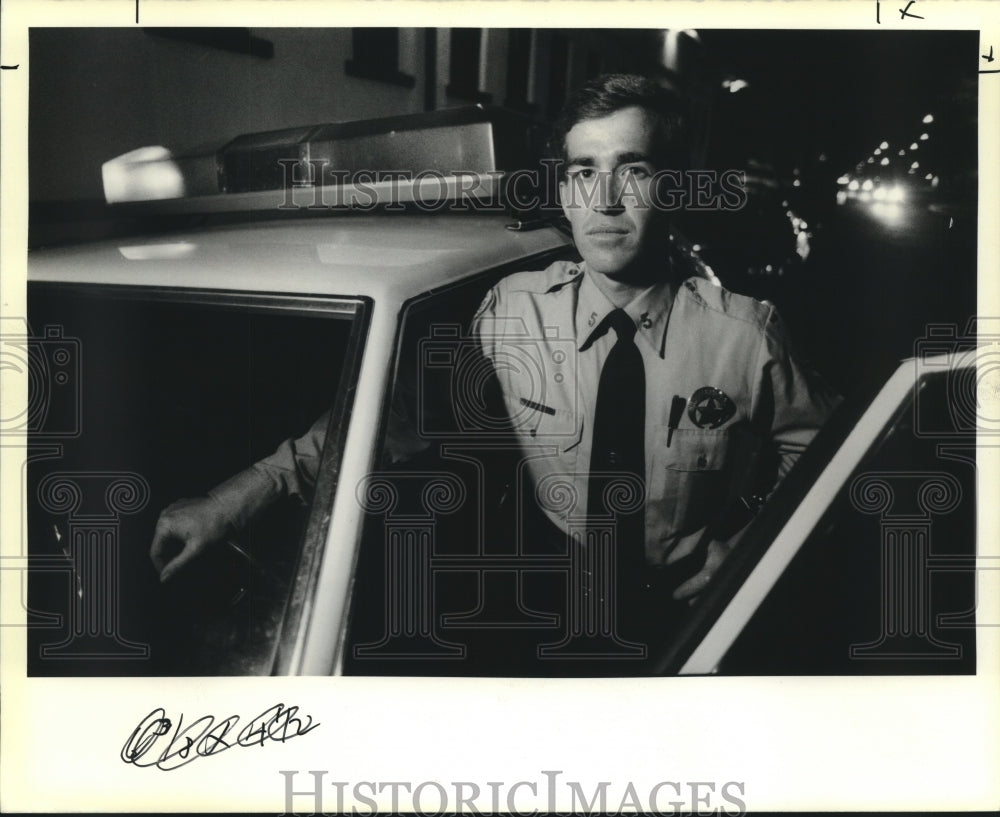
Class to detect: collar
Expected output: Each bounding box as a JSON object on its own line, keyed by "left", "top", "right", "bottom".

{"left": 576, "top": 263, "right": 675, "bottom": 357}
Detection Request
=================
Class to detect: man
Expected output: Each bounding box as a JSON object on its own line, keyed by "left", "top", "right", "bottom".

{"left": 472, "top": 74, "right": 839, "bottom": 638}
{"left": 152, "top": 74, "right": 838, "bottom": 638}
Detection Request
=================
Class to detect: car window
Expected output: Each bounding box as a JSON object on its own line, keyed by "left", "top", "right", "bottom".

{"left": 25, "top": 284, "right": 364, "bottom": 676}
{"left": 718, "top": 369, "right": 976, "bottom": 674}
{"left": 344, "top": 272, "right": 563, "bottom": 676}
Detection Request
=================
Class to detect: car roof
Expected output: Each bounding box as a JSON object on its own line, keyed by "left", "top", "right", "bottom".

{"left": 27, "top": 213, "right": 573, "bottom": 302}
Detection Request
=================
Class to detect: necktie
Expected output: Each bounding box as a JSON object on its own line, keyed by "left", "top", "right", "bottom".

{"left": 587, "top": 309, "right": 646, "bottom": 581}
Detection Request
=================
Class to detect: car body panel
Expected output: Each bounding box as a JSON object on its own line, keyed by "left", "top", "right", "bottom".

{"left": 28, "top": 214, "right": 573, "bottom": 303}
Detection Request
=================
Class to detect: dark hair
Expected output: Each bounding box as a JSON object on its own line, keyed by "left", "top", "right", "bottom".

{"left": 551, "top": 73, "right": 688, "bottom": 170}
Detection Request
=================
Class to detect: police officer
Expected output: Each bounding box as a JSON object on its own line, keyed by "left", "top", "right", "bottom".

{"left": 473, "top": 74, "right": 839, "bottom": 642}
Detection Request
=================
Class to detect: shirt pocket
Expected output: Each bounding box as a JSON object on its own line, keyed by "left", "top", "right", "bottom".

{"left": 648, "top": 426, "right": 735, "bottom": 539}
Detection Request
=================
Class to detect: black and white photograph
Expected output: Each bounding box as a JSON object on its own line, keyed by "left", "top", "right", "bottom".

{"left": 2, "top": 1, "right": 999, "bottom": 813}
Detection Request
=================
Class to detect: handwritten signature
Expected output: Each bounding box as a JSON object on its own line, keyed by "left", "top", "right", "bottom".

{"left": 121, "top": 703, "right": 320, "bottom": 771}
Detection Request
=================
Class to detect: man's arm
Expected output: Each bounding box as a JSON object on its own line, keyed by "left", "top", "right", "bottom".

{"left": 149, "top": 410, "right": 329, "bottom": 581}
{"left": 671, "top": 306, "right": 841, "bottom": 601}
{"left": 757, "top": 306, "right": 841, "bottom": 480}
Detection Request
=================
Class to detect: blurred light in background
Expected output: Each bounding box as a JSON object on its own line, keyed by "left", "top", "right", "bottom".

{"left": 871, "top": 201, "right": 904, "bottom": 226}
{"left": 923, "top": 114, "right": 934, "bottom": 124}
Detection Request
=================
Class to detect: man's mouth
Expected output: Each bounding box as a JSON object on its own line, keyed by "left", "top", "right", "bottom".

{"left": 586, "top": 226, "right": 629, "bottom": 236}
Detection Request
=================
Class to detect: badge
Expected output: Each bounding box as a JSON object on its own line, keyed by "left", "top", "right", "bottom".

{"left": 687, "top": 386, "right": 736, "bottom": 429}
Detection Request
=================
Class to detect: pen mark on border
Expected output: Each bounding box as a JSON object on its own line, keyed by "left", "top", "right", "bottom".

{"left": 121, "top": 703, "right": 320, "bottom": 771}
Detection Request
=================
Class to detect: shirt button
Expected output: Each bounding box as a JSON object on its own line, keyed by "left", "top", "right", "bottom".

{"left": 697, "top": 453, "right": 708, "bottom": 468}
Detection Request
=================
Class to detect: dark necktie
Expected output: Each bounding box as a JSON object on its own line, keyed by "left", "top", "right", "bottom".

{"left": 587, "top": 309, "right": 646, "bottom": 580}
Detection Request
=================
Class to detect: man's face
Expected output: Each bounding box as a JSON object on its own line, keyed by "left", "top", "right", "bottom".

{"left": 559, "top": 105, "right": 667, "bottom": 281}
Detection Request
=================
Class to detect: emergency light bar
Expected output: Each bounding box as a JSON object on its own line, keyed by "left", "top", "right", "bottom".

{"left": 102, "top": 106, "right": 543, "bottom": 212}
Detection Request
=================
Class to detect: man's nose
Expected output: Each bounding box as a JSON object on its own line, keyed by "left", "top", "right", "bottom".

{"left": 594, "top": 172, "right": 625, "bottom": 213}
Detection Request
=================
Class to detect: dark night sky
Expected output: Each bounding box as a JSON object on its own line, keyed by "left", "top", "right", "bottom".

{"left": 696, "top": 30, "right": 979, "bottom": 175}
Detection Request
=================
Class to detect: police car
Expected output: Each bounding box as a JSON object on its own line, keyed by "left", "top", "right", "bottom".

{"left": 24, "top": 108, "right": 982, "bottom": 677}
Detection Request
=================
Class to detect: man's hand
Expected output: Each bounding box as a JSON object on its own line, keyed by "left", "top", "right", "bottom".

{"left": 671, "top": 537, "right": 734, "bottom": 602}
{"left": 150, "top": 497, "right": 232, "bottom": 582}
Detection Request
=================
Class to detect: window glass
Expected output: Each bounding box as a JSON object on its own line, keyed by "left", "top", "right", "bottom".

{"left": 720, "top": 371, "right": 976, "bottom": 674}
{"left": 25, "top": 285, "right": 360, "bottom": 676}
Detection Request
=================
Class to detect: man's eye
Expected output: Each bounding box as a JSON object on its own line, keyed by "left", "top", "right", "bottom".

{"left": 622, "top": 166, "right": 651, "bottom": 179}
{"left": 570, "top": 168, "right": 596, "bottom": 180}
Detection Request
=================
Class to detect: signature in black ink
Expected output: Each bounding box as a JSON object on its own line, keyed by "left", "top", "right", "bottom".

{"left": 121, "top": 703, "right": 320, "bottom": 771}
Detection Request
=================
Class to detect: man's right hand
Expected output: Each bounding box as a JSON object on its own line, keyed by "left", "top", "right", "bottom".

{"left": 150, "top": 496, "right": 232, "bottom": 582}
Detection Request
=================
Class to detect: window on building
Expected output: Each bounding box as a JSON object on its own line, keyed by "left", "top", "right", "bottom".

{"left": 504, "top": 30, "right": 534, "bottom": 112}
{"left": 345, "top": 28, "right": 416, "bottom": 88}
{"left": 546, "top": 33, "right": 570, "bottom": 118}
{"left": 447, "top": 28, "right": 491, "bottom": 103}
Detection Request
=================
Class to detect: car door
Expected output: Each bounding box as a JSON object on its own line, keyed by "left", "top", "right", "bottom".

{"left": 669, "top": 353, "right": 979, "bottom": 676}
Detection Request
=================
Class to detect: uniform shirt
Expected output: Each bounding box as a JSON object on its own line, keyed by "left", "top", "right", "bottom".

{"left": 472, "top": 259, "right": 840, "bottom": 567}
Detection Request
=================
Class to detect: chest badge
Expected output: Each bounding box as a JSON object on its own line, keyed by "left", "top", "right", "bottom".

{"left": 687, "top": 386, "right": 736, "bottom": 429}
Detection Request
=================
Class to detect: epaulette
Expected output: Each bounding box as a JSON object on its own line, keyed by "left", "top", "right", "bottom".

{"left": 498, "top": 260, "right": 584, "bottom": 295}
{"left": 679, "top": 275, "right": 772, "bottom": 330}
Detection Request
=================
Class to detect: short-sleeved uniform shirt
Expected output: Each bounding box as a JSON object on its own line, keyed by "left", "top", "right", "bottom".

{"left": 472, "top": 259, "right": 840, "bottom": 567}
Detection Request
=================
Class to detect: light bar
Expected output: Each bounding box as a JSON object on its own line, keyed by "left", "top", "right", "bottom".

{"left": 102, "top": 106, "right": 542, "bottom": 210}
